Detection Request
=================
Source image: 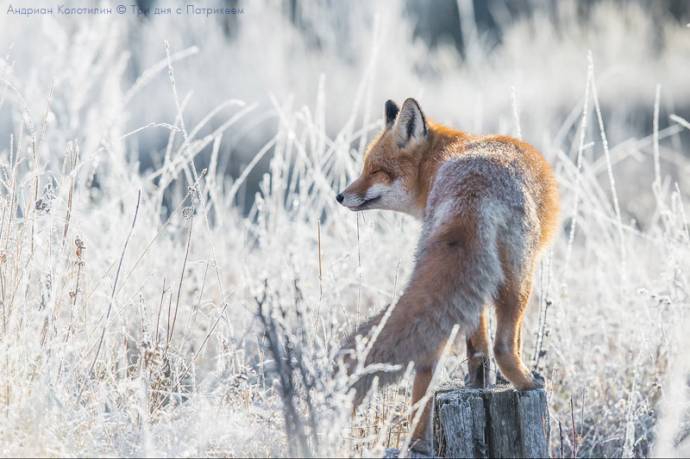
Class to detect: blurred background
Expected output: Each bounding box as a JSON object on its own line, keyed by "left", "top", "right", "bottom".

{"left": 2, "top": 2, "right": 690, "bottom": 457}
{"left": 1, "top": 0, "right": 689, "bottom": 218}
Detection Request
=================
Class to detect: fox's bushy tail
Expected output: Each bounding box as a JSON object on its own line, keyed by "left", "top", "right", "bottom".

{"left": 340, "top": 201, "right": 504, "bottom": 406}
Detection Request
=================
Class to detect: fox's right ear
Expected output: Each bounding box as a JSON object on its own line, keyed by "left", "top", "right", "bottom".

{"left": 393, "top": 98, "right": 427, "bottom": 148}
{"left": 385, "top": 100, "right": 399, "bottom": 128}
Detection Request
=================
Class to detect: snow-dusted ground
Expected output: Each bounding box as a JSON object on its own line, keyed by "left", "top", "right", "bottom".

{"left": 0, "top": 1, "right": 689, "bottom": 457}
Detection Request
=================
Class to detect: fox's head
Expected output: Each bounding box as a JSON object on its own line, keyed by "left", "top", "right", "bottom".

{"left": 336, "top": 98, "right": 429, "bottom": 218}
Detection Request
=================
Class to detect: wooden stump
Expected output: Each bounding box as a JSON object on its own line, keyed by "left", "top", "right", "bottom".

{"left": 434, "top": 385, "right": 550, "bottom": 458}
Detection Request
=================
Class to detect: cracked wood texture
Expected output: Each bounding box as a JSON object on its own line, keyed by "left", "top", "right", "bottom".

{"left": 433, "top": 385, "right": 550, "bottom": 458}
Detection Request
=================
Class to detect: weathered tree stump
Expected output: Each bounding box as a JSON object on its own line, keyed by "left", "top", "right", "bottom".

{"left": 434, "top": 385, "right": 550, "bottom": 458}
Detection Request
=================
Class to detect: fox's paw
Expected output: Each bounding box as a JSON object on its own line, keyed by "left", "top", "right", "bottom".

{"left": 464, "top": 372, "right": 481, "bottom": 389}
{"left": 408, "top": 438, "right": 433, "bottom": 457}
{"left": 495, "top": 371, "right": 509, "bottom": 385}
{"left": 530, "top": 370, "right": 546, "bottom": 389}
{"left": 464, "top": 366, "right": 496, "bottom": 389}
{"left": 501, "top": 369, "right": 545, "bottom": 391}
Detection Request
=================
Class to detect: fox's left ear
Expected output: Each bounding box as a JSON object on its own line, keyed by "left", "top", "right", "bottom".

{"left": 393, "top": 98, "right": 427, "bottom": 148}
{"left": 385, "top": 100, "right": 400, "bottom": 128}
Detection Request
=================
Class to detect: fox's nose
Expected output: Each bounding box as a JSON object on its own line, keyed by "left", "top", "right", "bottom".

{"left": 336, "top": 193, "right": 344, "bottom": 203}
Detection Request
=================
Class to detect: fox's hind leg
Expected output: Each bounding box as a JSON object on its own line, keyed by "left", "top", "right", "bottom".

{"left": 466, "top": 307, "right": 491, "bottom": 388}
{"left": 410, "top": 363, "right": 435, "bottom": 453}
{"left": 493, "top": 272, "right": 542, "bottom": 390}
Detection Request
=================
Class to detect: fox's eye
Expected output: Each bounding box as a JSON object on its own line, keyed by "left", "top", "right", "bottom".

{"left": 371, "top": 169, "right": 390, "bottom": 178}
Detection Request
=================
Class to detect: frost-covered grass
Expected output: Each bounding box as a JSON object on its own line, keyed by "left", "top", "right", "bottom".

{"left": 1, "top": 2, "right": 690, "bottom": 457}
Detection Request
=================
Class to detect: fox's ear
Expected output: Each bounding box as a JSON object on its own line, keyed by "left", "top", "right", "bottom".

{"left": 385, "top": 100, "right": 399, "bottom": 128}
{"left": 393, "top": 98, "right": 427, "bottom": 148}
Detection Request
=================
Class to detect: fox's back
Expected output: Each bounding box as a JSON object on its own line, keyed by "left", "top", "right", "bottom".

{"left": 425, "top": 135, "right": 560, "bottom": 251}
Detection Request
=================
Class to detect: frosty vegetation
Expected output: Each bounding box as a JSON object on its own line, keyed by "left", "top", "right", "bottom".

{"left": 0, "top": 1, "right": 689, "bottom": 457}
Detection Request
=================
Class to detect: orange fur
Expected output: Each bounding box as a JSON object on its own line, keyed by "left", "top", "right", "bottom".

{"left": 337, "top": 99, "right": 560, "bottom": 451}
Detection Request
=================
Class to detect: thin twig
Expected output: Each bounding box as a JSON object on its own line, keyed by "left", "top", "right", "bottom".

{"left": 317, "top": 220, "right": 323, "bottom": 299}
{"left": 168, "top": 215, "right": 193, "bottom": 349}
{"left": 193, "top": 302, "right": 229, "bottom": 361}
{"left": 571, "top": 395, "right": 579, "bottom": 456}
{"left": 155, "top": 278, "right": 167, "bottom": 347}
{"left": 83, "top": 190, "right": 141, "bottom": 394}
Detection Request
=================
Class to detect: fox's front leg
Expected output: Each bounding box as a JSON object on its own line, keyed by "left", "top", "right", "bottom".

{"left": 466, "top": 308, "right": 491, "bottom": 388}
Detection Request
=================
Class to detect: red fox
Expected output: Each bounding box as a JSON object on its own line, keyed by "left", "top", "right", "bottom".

{"left": 336, "top": 98, "right": 559, "bottom": 452}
